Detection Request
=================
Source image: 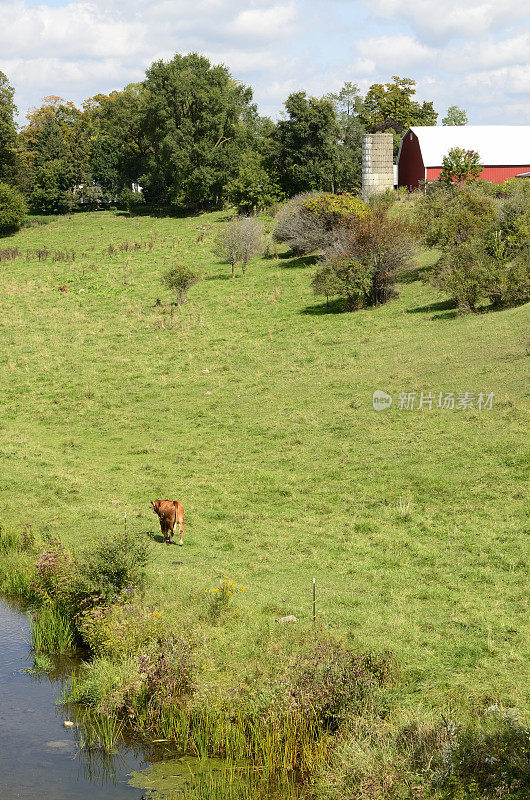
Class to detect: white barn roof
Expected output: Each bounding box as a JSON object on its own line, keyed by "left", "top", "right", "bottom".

{"left": 407, "top": 126, "right": 530, "bottom": 167}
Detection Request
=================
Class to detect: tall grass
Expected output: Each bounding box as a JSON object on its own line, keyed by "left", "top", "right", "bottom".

{"left": 123, "top": 701, "right": 330, "bottom": 780}
{"left": 0, "top": 551, "right": 37, "bottom": 598}
{"left": 75, "top": 708, "right": 125, "bottom": 753}
{"left": 30, "top": 603, "right": 76, "bottom": 653}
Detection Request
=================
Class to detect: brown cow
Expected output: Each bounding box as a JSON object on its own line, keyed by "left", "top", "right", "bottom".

{"left": 150, "top": 499, "right": 184, "bottom": 546}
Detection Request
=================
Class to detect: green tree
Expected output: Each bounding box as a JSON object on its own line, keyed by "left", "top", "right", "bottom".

{"left": 85, "top": 86, "right": 149, "bottom": 198}
{"left": 29, "top": 159, "right": 74, "bottom": 214}
{"left": 272, "top": 91, "right": 340, "bottom": 195}
{"left": 162, "top": 264, "right": 201, "bottom": 305}
{"left": 226, "top": 151, "right": 282, "bottom": 214}
{"left": 326, "top": 82, "right": 365, "bottom": 190}
{"left": 21, "top": 96, "right": 91, "bottom": 210}
{"left": 442, "top": 105, "right": 468, "bottom": 126}
{"left": 0, "top": 182, "right": 27, "bottom": 234}
{"left": 440, "top": 147, "right": 483, "bottom": 185}
{"left": 0, "top": 71, "right": 18, "bottom": 183}
{"left": 360, "top": 76, "right": 437, "bottom": 155}
{"left": 139, "top": 53, "right": 254, "bottom": 207}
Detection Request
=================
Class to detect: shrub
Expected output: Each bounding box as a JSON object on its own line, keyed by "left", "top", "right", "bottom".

{"left": 118, "top": 187, "right": 145, "bottom": 213}
{"left": 78, "top": 183, "right": 103, "bottom": 211}
{"left": 77, "top": 597, "right": 164, "bottom": 658}
{"left": 80, "top": 530, "right": 148, "bottom": 603}
{"left": 431, "top": 235, "right": 530, "bottom": 313}
{"left": 440, "top": 147, "right": 484, "bottom": 184}
{"left": 299, "top": 192, "right": 369, "bottom": 228}
{"left": 226, "top": 151, "right": 283, "bottom": 214}
{"left": 162, "top": 263, "right": 201, "bottom": 304}
{"left": 431, "top": 239, "right": 489, "bottom": 313}
{"left": 415, "top": 182, "right": 496, "bottom": 248}
{"left": 0, "top": 182, "right": 27, "bottom": 234}
{"left": 273, "top": 192, "right": 328, "bottom": 254}
{"left": 273, "top": 192, "right": 368, "bottom": 254}
{"left": 313, "top": 211, "right": 414, "bottom": 310}
{"left": 432, "top": 706, "right": 530, "bottom": 799}
{"left": 32, "top": 539, "right": 79, "bottom": 606}
{"left": 215, "top": 216, "right": 263, "bottom": 276}
{"left": 287, "top": 631, "right": 392, "bottom": 730}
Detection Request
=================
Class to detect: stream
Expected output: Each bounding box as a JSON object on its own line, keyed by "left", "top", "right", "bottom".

{"left": 0, "top": 596, "right": 213, "bottom": 799}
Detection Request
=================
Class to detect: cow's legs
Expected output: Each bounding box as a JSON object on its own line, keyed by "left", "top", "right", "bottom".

{"left": 177, "top": 517, "right": 184, "bottom": 547}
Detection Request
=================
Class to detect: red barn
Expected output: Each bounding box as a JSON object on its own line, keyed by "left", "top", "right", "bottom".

{"left": 397, "top": 126, "right": 530, "bottom": 190}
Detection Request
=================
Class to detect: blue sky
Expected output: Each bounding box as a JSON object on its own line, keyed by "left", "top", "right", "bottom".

{"left": 1, "top": 0, "right": 529, "bottom": 124}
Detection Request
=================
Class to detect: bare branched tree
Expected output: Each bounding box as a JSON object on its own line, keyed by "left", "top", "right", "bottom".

{"left": 215, "top": 216, "right": 263, "bottom": 277}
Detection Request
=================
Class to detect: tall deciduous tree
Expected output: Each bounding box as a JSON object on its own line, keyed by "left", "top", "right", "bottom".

{"left": 326, "top": 82, "right": 365, "bottom": 190}
{"left": 0, "top": 71, "right": 18, "bottom": 183}
{"left": 360, "top": 76, "right": 437, "bottom": 155}
{"left": 139, "top": 53, "right": 254, "bottom": 207}
{"left": 85, "top": 85, "right": 149, "bottom": 198}
{"left": 272, "top": 91, "right": 340, "bottom": 195}
{"left": 442, "top": 105, "right": 468, "bottom": 126}
{"left": 20, "top": 96, "right": 90, "bottom": 211}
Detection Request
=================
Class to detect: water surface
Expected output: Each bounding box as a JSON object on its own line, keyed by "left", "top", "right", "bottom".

{"left": 0, "top": 597, "right": 174, "bottom": 799}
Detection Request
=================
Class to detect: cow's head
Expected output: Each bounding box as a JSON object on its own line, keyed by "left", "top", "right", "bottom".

{"left": 150, "top": 500, "right": 160, "bottom": 515}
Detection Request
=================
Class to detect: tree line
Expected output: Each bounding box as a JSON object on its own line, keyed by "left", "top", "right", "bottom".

{"left": 0, "top": 54, "right": 467, "bottom": 216}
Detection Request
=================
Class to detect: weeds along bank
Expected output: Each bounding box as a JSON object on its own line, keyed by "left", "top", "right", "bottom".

{"left": 1, "top": 525, "right": 528, "bottom": 800}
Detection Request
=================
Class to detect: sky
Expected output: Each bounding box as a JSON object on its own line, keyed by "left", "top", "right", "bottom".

{"left": 1, "top": 0, "right": 529, "bottom": 125}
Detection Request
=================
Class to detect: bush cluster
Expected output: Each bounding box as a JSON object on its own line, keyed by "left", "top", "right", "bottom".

{"left": 0, "top": 182, "right": 27, "bottom": 234}
{"left": 273, "top": 192, "right": 368, "bottom": 255}
{"left": 287, "top": 632, "right": 392, "bottom": 730}
{"left": 312, "top": 211, "right": 415, "bottom": 310}
{"left": 415, "top": 180, "right": 530, "bottom": 312}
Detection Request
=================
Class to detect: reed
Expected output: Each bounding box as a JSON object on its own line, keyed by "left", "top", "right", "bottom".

{"left": 76, "top": 708, "right": 125, "bottom": 753}
{"left": 30, "top": 603, "right": 76, "bottom": 653}
{"left": 127, "top": 700, "right": 330, "bottom": 781}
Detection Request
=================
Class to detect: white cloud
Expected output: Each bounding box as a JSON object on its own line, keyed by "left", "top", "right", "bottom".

{"left": 231, "top": 3, "right": 297, "bottom": 37}
{"left": 0, "top": 0, "right": 528, "bottom": 125}
{"left": 355, "top": 35, "right": 435, "bottom": 70}
{"left": 366, "top": 0, "right": 529, "bottom": 41}
{"left": 442, "top": 34, "right": 530, "bottom": 72}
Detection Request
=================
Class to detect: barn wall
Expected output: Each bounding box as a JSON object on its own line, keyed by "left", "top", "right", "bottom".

{"left": 425, "top": 165, "right": 530, "bottom": 184}
{"left": 397, "top": 131, "right": 424, "bottom": 190}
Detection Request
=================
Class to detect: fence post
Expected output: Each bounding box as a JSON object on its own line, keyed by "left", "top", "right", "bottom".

{"left": 312, "top": 577, "right": 316, "bottom": 623}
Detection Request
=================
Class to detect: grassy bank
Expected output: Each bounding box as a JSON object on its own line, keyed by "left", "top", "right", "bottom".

{"left": 0, "top": 207, "right": 528, "bottom": 796}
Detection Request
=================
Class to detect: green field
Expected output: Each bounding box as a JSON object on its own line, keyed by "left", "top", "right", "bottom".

{"left": 0, "top": 209, "right": 528, "bottom": 708}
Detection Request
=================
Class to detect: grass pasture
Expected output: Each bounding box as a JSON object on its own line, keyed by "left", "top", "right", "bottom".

{"left": 0, "top": 209, "right": 528, "bottom": 709}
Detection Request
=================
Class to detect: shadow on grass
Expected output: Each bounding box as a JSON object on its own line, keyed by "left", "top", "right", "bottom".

{"left": 301, "top": 297, "right": 350, "bottom": 315}
{"left": 204, "top": 273, "right": 232, "bottom": 281}
{"left": 146, "top": 531, "right": 180, "bottom": 545}
{"left": 114, "top": 205, "right": 213, "bottom": 220}
{"left": 406, "top": 299, "right": 458, "bottom": 316}
{"left": 398, "top": 262, "right": 438, "bottom": 284}
{"left": 277, "top": 253, "right": 318, "bottom": 269}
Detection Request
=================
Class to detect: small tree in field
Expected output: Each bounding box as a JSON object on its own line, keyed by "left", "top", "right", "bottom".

{"left": 440, "top": 147, "right": 483, "bottom": 185}
{"left": 216, "top": 216, "right": 263, "bottom": 276}
{"left": 312, "top": 211, "right": 414, "bottom": 310}
{"left": 162, "top": 263, "right": 200, "bottom": 305}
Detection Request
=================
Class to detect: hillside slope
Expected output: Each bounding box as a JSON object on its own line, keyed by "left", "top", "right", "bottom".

{"left": 0, "top": 210, "right": 528, "bottom": 704}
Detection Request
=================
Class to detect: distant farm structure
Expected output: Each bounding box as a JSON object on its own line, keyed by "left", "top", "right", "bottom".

{"left": 397, "top": 126, "right": 530, "bottom": 190}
